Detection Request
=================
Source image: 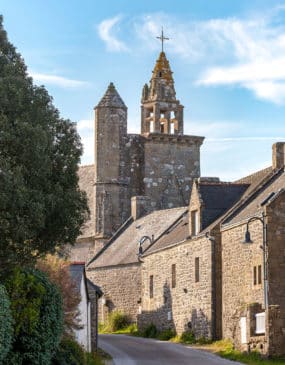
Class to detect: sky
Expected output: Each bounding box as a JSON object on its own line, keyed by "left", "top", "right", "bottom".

{"left": 2, "top": 0, "right": 285, "bottom": 180}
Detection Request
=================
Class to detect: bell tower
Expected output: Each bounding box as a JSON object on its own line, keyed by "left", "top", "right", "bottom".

{"left": 141, "top": 51, "right": 184, "bottom": 135}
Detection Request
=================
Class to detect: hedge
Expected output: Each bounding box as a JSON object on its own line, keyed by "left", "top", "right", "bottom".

{"left": 4, "top": 268, "right": 64, "bottom": 365}
{"left": 0, "top": 284, "right": 13, "bottom": 363}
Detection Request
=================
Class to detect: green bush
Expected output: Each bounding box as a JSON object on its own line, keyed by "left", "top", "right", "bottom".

{"left": 180, "top": 330, "right": 195, "bottom": 344}
{"left": 158, "top": 328, "right": 176, "bottom": 341}
{"left": 0, "top": 284, "right": 13, "bottom": 363}
{"left": 53, "top": 338, "right": 105, "bottom": 365}
{"left": 107, "top": 310, "right": 131, "bottom": 332}
{"left": 52, "top": 337, "right": 86, "bottom": 365}
{"left": 142, "top": 323, "right": 158, "bottom": 338}
{"left": 4, "top": 267, "right": 63, "bottom": 365}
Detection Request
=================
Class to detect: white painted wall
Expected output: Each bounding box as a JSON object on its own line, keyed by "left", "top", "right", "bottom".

{"left": 75, "top": 277, "right": 91, "bottom": 351}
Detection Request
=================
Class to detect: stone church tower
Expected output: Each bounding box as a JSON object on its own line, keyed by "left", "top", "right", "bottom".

{"left": 89, "top": 51, "right": 204, "bottom": 253}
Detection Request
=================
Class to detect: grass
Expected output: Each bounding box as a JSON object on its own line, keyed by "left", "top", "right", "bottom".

{"left": 193, "top": 339, "right": 285, "bottom": 365}
{"left": 99, "top": 320, "right": 285, "bottom": 365}
{"left": 89, "top": 348, "right": 112, "bottom": 365}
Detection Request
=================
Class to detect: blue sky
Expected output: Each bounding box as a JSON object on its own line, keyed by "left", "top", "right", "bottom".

{"left": 2, "top": 0, "right": 285, "bottom": 180}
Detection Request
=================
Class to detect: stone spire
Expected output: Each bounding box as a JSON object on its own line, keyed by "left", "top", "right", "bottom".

{"left": 141, "top": 52, "right": 184, "bottom": 135}
{"left": 96, "top": 82, "right": 127, "bottom": 109}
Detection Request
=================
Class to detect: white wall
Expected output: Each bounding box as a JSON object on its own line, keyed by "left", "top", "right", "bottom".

{"left": 75, "top": 278, "right": 91, "bottom": 351}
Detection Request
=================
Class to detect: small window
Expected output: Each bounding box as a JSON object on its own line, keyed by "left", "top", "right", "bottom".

{"left": 191, "top": 210, "right": 199, "bottom": 235}
{"left": 253, "top": 265, "right": 262, "bottom": 286}
{"left": 149, "top": 275, "right": 154, "bottom": 298}
{"left": 158, "top": 71, "right": 162, "bottom": 77}
{"left": 160, "top": 123, "right": 165, "bottom": 133}
{"left": 258, "top": 265, "right": 262, "bottom": 285}
{"left": 253, "top": 266, "right": 257, "bottom": 285}
{"left": 171, "top": 264, "right": 176, "bottom": 288}
{"left": 195, "top": 257, "right": 200, "bottom": 282}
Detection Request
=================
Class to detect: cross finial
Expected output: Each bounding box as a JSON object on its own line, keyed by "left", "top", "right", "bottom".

{"left": 156, "top": 27, "right": 169, "bottom": 52}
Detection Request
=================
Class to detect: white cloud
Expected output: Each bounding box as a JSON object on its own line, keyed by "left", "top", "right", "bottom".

{"left": 77, "top": 119, "right": 93, "bottom": 132}
{"left": 30, "top": 72, "right": 89, "bottom": 88}
{"left": 77, "top": 119, "right": 94, "bottom": 165}
{"left": 134, "top": 8, "right": 285, "bottom": 104}
{"left": 98, "top": 16, "right": 129, "bottom": 52}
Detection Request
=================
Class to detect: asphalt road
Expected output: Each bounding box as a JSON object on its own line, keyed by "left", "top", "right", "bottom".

{"left": 99, "top": 334, "right": 244, "bottom": 365}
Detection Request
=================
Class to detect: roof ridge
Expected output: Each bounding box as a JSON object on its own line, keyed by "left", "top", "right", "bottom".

{"left": 222, "top": 168, "right": 283, "bottom": 225}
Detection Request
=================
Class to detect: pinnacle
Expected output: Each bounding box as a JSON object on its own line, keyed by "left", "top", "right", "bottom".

{"left": 96, "top": 82, "right": 127, "bottom": 109}
{"left": 152, "top": 51, "right": 173, "bottom": 83}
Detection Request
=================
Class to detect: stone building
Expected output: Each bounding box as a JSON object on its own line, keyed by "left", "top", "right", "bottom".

{"left": 72, "top": 51, "right": 204, "bottom": 262}
{"left": 220, "top": 143, "right": 285, "bottom": 356}
{"left": 138, "top": 178, "right": 248, "bottom": 339}
{"left": 73, "top": 47, "right": 285, "bottom": 357}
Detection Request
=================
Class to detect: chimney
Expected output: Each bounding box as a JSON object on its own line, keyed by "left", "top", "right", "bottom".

{"left": 272, "top": 142, "right": 285, "bottom": 169}
{"left": 131, "top": 196, "right": 151, "bottom": 220}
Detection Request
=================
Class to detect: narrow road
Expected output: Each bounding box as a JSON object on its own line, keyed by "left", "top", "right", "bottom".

{"left": 99, "top": 334, "right": 244, "bottom": 365}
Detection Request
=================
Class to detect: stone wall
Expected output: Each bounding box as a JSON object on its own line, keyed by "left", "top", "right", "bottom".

{"left": 138, "top": 235, "right": 214, "bottom": 338}
{"left": 266, "top": 191, "right": 285, "bottom": 312}
{"left": 87, "top": 263, "right": 141, "bottom": 323}
{"left": 143, "top": 135, "right": 203, "bottom": 210}
{"left": 221, "top": 221, "right": 264, "bottom": 343}
{"left": 267, "top": 305, "right": 285, "bottom": 357}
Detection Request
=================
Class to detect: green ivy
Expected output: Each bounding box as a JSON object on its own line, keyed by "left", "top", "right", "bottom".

{"left": 0, "top": 284, "right": 13, "bottom": 363}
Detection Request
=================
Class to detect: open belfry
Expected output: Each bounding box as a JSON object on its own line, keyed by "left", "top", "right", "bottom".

{"left": 74, "top": 35, "right": 204, "bottom": 259}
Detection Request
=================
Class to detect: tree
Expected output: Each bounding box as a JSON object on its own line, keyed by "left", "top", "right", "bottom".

{"left": 0, "top": 16, "right": 88, "bottom": 272}
{"left": 37, "top": 255, "right": 82, "bottom": 337}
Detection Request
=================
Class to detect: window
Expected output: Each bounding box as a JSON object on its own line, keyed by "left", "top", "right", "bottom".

{"left": 171, "top": 264, "right": 176, "bottom": 288}
{"left": 253, "top": 266, "right": 257, "bottom": 285}
{"left": 253, "top": 265, "right": 262, "bottom": 286}
{"left": 195, "top": 257, "right": 200, "bottom": 282}
{"left": 191, "top": 210, "right": 199, "bottom": 235}
{"left": 258, "top": 265, "right": 262, "bottom": 285}
{"left": 149, "top": 275, "right": 154, "bottom": 298}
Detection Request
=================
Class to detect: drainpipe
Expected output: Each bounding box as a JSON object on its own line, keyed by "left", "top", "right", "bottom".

{"left": 206, "top": 232, "right": 216, "bottom": 340}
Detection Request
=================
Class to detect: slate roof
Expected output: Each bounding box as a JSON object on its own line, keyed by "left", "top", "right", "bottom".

{"left": 96, "top": 83, "right": 127, "bottom": 109}
{"left": 199, "top": 182, "right": 249, "bottom": 230}
{"left": 144, "top": 211, "right": 189, "bottom": 255}
{"left": 223, "top": 168, "right": 285, "bottom": 226}
{"left": 144, "top": 182, "right": 249, "bottom": 255}
{"left": 69, "top": 263, "right": 86, "bottom": 293}
{"left": 234, "top": 166, "right": 272, "bottom": 196}
{"left": 78, "top": 164, "right": 95, "bottom": 240}
{"left": 88, "top": 207, "right": 187, "bottom": 268}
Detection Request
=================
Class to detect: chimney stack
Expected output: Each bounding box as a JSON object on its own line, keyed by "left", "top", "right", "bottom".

{"left": 272, "top": 142, "right": 285, "bottom": 169}
{"left": 131, "top": 196, "right": 151, "bottom": 220}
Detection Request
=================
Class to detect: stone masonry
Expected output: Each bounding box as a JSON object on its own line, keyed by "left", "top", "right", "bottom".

{"left": 139, "top": 234, "right": 214, "bottom": 338}
{"left": 90, "top": 51, "right": 204, "bottom": 255}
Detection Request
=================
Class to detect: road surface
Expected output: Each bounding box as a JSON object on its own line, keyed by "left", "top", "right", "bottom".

{"left": 99, "top": 334, "right": 244, "bottom": 365}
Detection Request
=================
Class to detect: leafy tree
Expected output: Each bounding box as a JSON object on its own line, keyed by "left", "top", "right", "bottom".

{"left": 0, "top": 15, "right": 88, "bottom": 272}
{"left": 0, "top": 284, "right": 13, "bottom": 363}
{"left": 4, "top": 267, "right": 63, "bottom": 365}
{"left": 37, "top": 255, "right": 82, "bottom": 336}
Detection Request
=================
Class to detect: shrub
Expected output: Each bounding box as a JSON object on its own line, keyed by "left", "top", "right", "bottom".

{"left": 180, "top": 330, "right": 195, "bottom": 344}
{"left": 37, "top": 255, "right": 82, "bottom": 336}
{"left": 142, "top": 323, "right": 158, "bottom": 338}
{"left": 0, "top": 284, "right": 13, "bottom": 363}
{"left": 158, "top": 328, "right": 176, "bottom": 341}
{"left": 4, "top": 267, "right": 63, "bottom": 365}
{"left": 107, "top": 310, "right": 131, "bottom": 332}
{"left": 52, "top": 337, "right": 85, "bottom": 365}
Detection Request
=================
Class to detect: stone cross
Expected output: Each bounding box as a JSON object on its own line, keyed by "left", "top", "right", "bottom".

{"left": 156, "top": 28, "right": 169, "bottom": 52}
